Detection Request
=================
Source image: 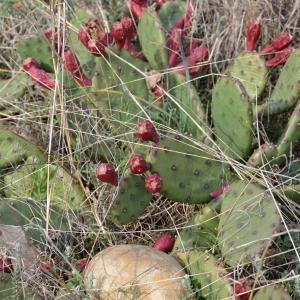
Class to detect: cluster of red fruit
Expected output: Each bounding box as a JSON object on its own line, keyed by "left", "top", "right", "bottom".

{"left": 96, "top": 120, "right": 163, "bottom": 194}
{"left": 246, "top": 20, "right": 294, "bottom": 67}
{"left": 22, "top": 0, "right": 210, "bottom": 94}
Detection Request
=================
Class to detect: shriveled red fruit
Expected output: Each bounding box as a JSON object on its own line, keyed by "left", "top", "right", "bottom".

{"left": 0, "top": 256, "right": 13, "bottom": 273}
{"left": 76, "top": 257, "right": 88, "bottom": 273}
{"left": 130, "top": 0, "right": 147, "bottom": 20}
{"left": 246, "top": 20, "right": 261, "bottom": 52}
{"left": 176, "top": 45, "right": 209, "bottom": 77}
{"left": 44, "top": 28, "right": 61, "bottom": 54}
{"left": 153, "top": 234, "right": 175, "bottom": 253}
{"left": 266, "top": 47, "right": 292, "bottom": 67}
{"left": 167, "top": 18, "right": 185, "bottom": 67}
{"left": 96, "top": 163, "right": 118, "bottom": 186}
{"left": 63, "top": 49, "right": 92, "bottom": 87}
{"left": 135, "top": 120, "right": 159, "bottom": 143}
{"left": 145, "top": 174, "right": 163, "bottom": 193}
{"left": 233, "top": 281, "right": 250, "bottom": 300}
{"left": 121, "top": 17, "right": 135, "bottom": 50}
{"left": 260, "top": 32, "right": 292, "bottom": 55}
{"left": 128, "top": 155, "right": 150, "bottom": 174}
{"left": 111, "top": 22, "right": 125, "bottom": 48}
{"left": 210, "top": 184, "right": 230, "bottom": 198}
{"left": 23, "top": 58, "right": 55, "bottom": 90}
{"left": 184, "top": 39, "right": 202, "bottom": 57}
{"left": 78, "top": 18, "right": 112, "bottom": 56}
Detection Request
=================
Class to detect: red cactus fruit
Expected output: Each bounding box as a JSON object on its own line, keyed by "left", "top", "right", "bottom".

{"left": 266, "top": 47, "right": 292, "bottom": 67}
{"left": 184, "top": 39, "right": 202, "bottom": 57}
{"left": 121, "top": 17, "right": 135, "bottom": 50}
{"left": 167, "top": 18, "right": 185, "bottom": 67}
{"left": 152, "top": 84, "right": 164, "bottom": 98}
{"left": 260, "top": 32, "right": 292, "bottom": 55}
{"left": 246, "top": 20, "right": 261, "bottom": 52}
{"left": 144, "top": 174, "right": 163, "bottom": 193}
{"left": 130, "top": 0, "right": 148, "bottom": 20}
{"left": 23, "top": 58, "right": 55, "bottom": 90}
{"left": 44, "top": 28, "right": 61, "bottom": 54}
{"left": 128, "top": 155, "right": 150, "bottom": 174}
{"left": 233, "top": 281, "right": 250, "bottom": 300}
{"left": 135, "top": 120, "right": 159, "bottom": 143}
{"left": 78, "top": 18, "right": 112, "bottom": 56}
{"left": 176, "top": 45, "right": 209, "bottom": 77}
{"left": 210, "top": 184, "right": 230, "bottom": 198}
{"left": 0, "top": 256, "right": 13, "bottom": 273}
{"left": 78, "top": 28, "right": 90, "bottom": 49}
{"left": 41, "top": 261, "right": 52, "bottom": 271}
{"left": 153, "top": 234, "right": 175, "bottom": 253}
{"left": 111, "top": 22, "right": 125, "bottom": 49}
{"left": 76, "top": 257, "right": 88, "bottom": 273}
{"left": 96, "top": 163, "right": 118, "bottom": 186}
{"left": 63, "top": 49, "right": 92, "bottom": 87}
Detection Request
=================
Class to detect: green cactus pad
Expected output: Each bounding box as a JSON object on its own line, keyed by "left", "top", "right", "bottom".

{"left": 0, "top": 273, "right": 42, "bottom": 300}
{"left": 166, "top": 72, "right": 208, "bottom": 140}
{"left": 187, "top": 251, "right": 233, "bottom": 299}
{"left": 138, "top": 8, "right": 168, "bottom": 70}
{"left": 218, "top": 180, "right": 281, "bottom": 267}
{"left": 247, "top": 143, "right": 277, "bottom": 167}
{"left": 172, "top": 206, "right": 218, "bottom": 262}
{"left": 211, "top": 76, "right": 253, "bottom": 160}
{"left": 92, "top": 48, "right": 153, "bottom": 131}
{"left": 109, "top": 173, "right": 151, "bottom": 225}
{"left": 147, "top": 135, "right": 233, "bottom": 204}
{"left": 282, "top": 185, "right": 300, "bottom": 205}
{"left": 17, "top": 37, "right": 54, "bottom": 73}
{"left": 267, "top": 49, "right": 300, "bottom": 114}
{"left": 249, "top": 98, "right": 300, "bottom": 167}
{"left": 228, "top": 53, "right": 267, "bottom": 102}
{"left": 0, "top": 197, "right": 72, "bottom": 243}
{"left": 0, "top": 126, "right": 46, "bottom": 169}
{"left": 69, "top": 9, "right": 95, "bottom": 77}
{"left": 252, "top": 285, "right": 291, "bottom": 300}
{"left": 0, "top": 73, "right": 32, "bottom": 104}
{"left": 4, "top": 158, "right": 85, "bottom": 210}
{"left": 158, "top": 1, "right": 186, "bottom": 32}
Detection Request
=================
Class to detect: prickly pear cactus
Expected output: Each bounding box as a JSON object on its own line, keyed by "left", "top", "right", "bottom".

{"left": 0, "top": 126, "right": 46, "bottom": 168}
{"left": 166, "top": 72, "right": 207, "bottom": 140}
{"left": 228, "top": 53, "right": 267, "bottom": 102}
{"left": 147, "top": 134, "right": 233, "bottom": 204}
{"left": 218, "top": 180, "right": 281, "bottom": 267}
{"left": 249, "top": 98, "right": 300, "bottom": 167}
{"left": 252, "top": 285, "right": 291, "bottom": 300}
{"left": 267, "top": 49, "right": 300, "bottom": 114}
{"left": 92, "top": 47, "right": 153, "bottom": 131}
{"left": 69, "top": 9, "right": 95, "bottom": 76}
{"left": 187, "top": 251, "right": 233, "bottom": 299}
{"left": 110, "top": 173, "right": 152, "bottom": 225}
{"left": 0, "top": 73, "right": 32, "bottom": 104}
{"left": 138, "top": 8, "right": 168, "bottom": 70}
{"left": 0, "top": 273, "right": 42, "bottom": 300}
{"left": 158, "top": 1, "right": 186, "bottom": 32}
{"left": 172, "top": 206, "right": 218, "bottom": 262}
{"left": 211, "top": 76, "right": 253, "bottom": 160}
{"left": 17, "top": 36, "right": 54, "bottom": 73}
{"left": 4, "top": 157, "right": 85, "bottom": 209}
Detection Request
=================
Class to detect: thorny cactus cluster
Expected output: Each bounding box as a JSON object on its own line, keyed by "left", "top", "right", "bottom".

{"left": 0, "top": 0, "right": 299, "bottom": 298}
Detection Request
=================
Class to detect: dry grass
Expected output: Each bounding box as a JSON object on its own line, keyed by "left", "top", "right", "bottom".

{"left": 1, "top": 0, "right": 300, "bottom": 299}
